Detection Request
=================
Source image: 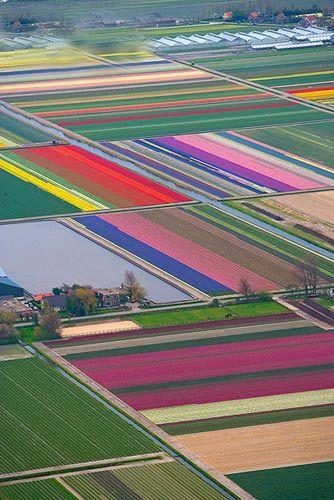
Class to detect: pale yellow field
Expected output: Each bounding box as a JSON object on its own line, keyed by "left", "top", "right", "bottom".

{"left": 60, "top": 320, "right": 140, "bottom": 337}
{"left": 177, "top": 417, "right": 334, "bottom": 474}
{"left": 269, "top": 190, "right": 334, "bottom": 226}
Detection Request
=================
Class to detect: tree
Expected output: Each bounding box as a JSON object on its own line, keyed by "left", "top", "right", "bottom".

{"left": 123, "top": 271, "right": 147, "bottom": 303}
{"left": 238, "top": 277, "right": 253, "bottom": 297}
{"left": 124, "top": 270, "right": 137, "bottom": 288}
{"left": 0, "top": 311, "right": 17, "bottom": 340}
{"left": 66, "top": 285, "right": 97, "bottom": 316}
{"left": 129, "top": 282, "right": 147, "bottom": 303}
{"left": 295, "top": 256, "right": 322, "bottom": 295}
{"left": 39, "top": 304, "right": 61, "bottom": 337}
{"left": 74, "top": 287, "right": 97, "bottom": 315}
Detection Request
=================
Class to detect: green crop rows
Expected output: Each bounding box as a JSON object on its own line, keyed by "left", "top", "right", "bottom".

{"left": 0, "top": 479, "right": 74, "bottom": 500}
{"left": 228, "top": 462, "right": 334, "bottom": 500}
{"left": 0, "top": 357, "right": 159, "bottom": 474}
{"left": 64, "top": 461, "right": 223, "bottom": 500}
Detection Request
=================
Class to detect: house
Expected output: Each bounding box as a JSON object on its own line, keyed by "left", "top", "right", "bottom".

{"left": 43, "top": 294, "right": 67, "bottom": 311}
{"left": 0, "top": 297, "right": 35, "bottom": 321}
{"left": 94, "top": 288, "right": 128, "bottom": 308}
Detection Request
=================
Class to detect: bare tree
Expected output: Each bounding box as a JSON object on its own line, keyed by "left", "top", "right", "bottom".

{"left": 295, "top": 256, "right": 322, "bottom": 295}
{"left": 238, "top": 277, "right": 253, "bottom": 297}
{"left": 124, "top": 270, "right": 137, "bottom": 288}
{"left": 123, "top": 271, "right": 147, "bottom": 303}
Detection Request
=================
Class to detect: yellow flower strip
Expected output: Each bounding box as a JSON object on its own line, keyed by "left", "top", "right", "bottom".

{"left": 292, "top": 89, "right": 334, "bottom": 100}
{"left": 0, "top": 158, "right": 99, "bottom": 211}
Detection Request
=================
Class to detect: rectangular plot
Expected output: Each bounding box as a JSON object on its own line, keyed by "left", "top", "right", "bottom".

{"left": 0, "top": 357, "right": 158, "bottom": 474}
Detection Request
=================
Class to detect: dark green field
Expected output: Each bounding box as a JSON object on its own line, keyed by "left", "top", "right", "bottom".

{"left": 162, "top": 404, "right": 334, "bottom": 435}
{"left": 240, "top": 120, "right": 334, "bottom": 167}
{"left": 0, "top": 169, "right": 78, "bottom": 220}
{"left": 0, "top": 357, "right": 159, "bottom": 474}
{"left": 228, "top": 462, "right": 334, "bottom": 500}
{"left": 0, "top": 114, "right": 52, "bottom": 146}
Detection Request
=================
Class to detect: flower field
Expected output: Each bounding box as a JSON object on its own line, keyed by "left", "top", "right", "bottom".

{"left": 189, "top": 46, "right": 334, "bottom": 105}
{"left": 5, "top": 56, "right": 329, "bottom": 141}
{"left": 109, "top": 128, "right": 334, "bottom": 198}
{"left": 67, "top": 329, "right": 334, "bottom": 410}
{"left": 0, "top": 145, "right": 189, "bottom": 219}
{"left": 74, "top": 202, "right": 334, "bottom": 294}
{"left": 61, "top": 316, "right": 334, "bottom": 481}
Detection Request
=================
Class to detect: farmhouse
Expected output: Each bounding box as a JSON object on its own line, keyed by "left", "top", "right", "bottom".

{"left": 94, "top": 287, "right": 128, "bottom": 308}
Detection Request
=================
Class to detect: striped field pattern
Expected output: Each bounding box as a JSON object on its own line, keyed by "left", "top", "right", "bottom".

{"left": 0, "top": 145, "right": 190, "bottom": 217}
{"left": 106, "top": 128, "right": 334, "bottom": 198}
{"left": 73, "top": 203, "right": 322, "bottom": 294}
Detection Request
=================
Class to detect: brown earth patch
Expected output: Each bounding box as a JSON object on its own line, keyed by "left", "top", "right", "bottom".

{"left": 177, "top": 416, "right": 334, "bottom": 474}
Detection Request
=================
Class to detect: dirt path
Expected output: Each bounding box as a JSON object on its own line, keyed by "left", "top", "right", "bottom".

{"left": 178, "top": 416, "right": 334, "bottom": 474}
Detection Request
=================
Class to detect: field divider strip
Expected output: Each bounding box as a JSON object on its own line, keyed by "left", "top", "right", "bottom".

{"left": 0, "top": 453, "right": 170, "bottom": 486}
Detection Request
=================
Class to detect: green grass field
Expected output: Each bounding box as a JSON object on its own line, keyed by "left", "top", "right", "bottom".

{"left": 228, "top": 462, "right": 334, "bottom": 500}
{"left": 0, "top": 169, "right": 79, "bottom": 220}
{"left": 240, "top": 120, "right": 334, "bottom": 167}
{"left": 0, "top": 357, "right": 159, "bottom": 474}
{"left": 132, "top": 301, "right": 287, "bottom": 328}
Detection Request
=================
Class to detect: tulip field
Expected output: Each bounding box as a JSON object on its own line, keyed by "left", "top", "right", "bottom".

{"left": 188, "top": 46, "right": 334, "bottom": 105}
{"left": 106, "top": 127, "right": 334, "bottom": 198}
{"left": 5, "top": 56, "right": 330, "bottom": 142}
{"left": 59, "top": 315, "right": 334, "bottom": 477}
{"left": 74, "top": 203, "right": 334, "bottom": 294}
{"left": 0, "top": 144, "right": 190, "bottom": 219}
{"left": 2, "top": 29, "right": 334, "bottom": 499}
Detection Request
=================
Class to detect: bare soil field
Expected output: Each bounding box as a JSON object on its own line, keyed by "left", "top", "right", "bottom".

{"left": 267, "top": 190, "right": 334, "bottom": 226}
{"left": 60, "top": 320, "right": 140, "bottom": 338}
{"left": 177, "top": 416, "right": 334, "bottom": 474}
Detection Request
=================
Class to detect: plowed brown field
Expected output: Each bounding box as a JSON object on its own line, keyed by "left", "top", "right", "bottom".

{"left": 270, "top": 190, "right": 334, "bottom": 226}
{"left": 177, "top": 416, "right": 334, "bottom": 474}
{"left": 142, "top": 208, "right": 294, "bottom": 286}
